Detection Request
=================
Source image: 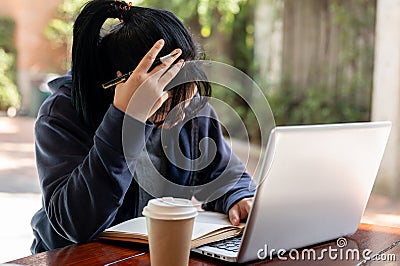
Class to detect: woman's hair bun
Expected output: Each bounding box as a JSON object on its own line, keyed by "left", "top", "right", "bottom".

{"left": 110, "top": 0, "right": 133, "bottom": 22}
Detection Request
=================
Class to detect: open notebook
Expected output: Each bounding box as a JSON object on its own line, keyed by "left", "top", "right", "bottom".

{"left": 98, "top": 211, "right": 245, "bottom": 248}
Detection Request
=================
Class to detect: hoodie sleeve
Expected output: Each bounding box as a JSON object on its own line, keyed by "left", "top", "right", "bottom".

{"left": 193, "top": 105, "right": 255, "bottom": 214}
{"left": 35, "top": 102, "right": 152, "bottom": 244}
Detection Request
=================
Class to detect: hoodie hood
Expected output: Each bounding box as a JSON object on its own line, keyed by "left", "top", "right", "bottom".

{"left": 47, "top": 72, "right": 72, "bottom": 94}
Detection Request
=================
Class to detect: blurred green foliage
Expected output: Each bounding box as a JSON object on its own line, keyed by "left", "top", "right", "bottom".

{"left": 269, "top": 0, "right": 375, "bottom": 126}
{"left": 269, "top": 84, "right": 368, "bottom": 126}
{"left": 0, "top": 48, "right": 20, "bottom": 110}
{"left": 0, "top": 16, "right": 16, "bottom": 53}
{"left": 44, "top": 0, "right": 87, "bottom": 48}
{"left": 0, "top": 16, "right": 20, "bottom": 110}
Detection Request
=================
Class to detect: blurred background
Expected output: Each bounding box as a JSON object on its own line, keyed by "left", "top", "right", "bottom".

{"left": 1, "top": 0, "right": 400, "bottom": 263}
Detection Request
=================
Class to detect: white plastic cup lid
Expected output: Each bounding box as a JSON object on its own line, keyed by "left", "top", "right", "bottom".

{"left": 142, "top": 197, "right": 198, "bottom": 220}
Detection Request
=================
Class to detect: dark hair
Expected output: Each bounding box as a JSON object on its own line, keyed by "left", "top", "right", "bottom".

{"left": 72, "top": 0, "right": 211, "bottom": 129}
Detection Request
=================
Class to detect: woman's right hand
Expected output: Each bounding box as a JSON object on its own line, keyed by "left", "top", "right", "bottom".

{"left": 113, "top": 39, "right": 183, "bottom": 122}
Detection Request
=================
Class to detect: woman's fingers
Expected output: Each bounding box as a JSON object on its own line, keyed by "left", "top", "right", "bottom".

{"left": 125, "top": 39, "right": 181, "bottom": 90}
{"left": 114, "top": 71, "right": 123, "bottom": 90}
{"left": 228, "top": 205, "right": 240, "bottom": 226}
{"left": 113, "top": 39, "right": 184, "bottom": 121}
{"left": 134, "top": 39, "right": 165, "bottom": 74}
{"left": 149, "top": 49, "right": 182, "bottom": 75}
{"left": 157, "top": 59, "right": 184, "bottom": 86}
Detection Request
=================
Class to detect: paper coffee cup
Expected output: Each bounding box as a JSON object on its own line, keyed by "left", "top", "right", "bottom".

{"left": 142, "top": 197, "right": 198, "bottom": 266}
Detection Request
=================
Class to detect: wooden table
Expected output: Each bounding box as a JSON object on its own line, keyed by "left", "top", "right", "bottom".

{"left": 8, "top": 223, "right": 400, "bottom": 265}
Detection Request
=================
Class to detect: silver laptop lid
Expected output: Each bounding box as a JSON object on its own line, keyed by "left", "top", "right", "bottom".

{"left": 237, "top": 121, "right": 391, "bottom": 263}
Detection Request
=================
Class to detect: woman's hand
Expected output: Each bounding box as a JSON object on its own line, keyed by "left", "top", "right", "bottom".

{"left": 228, "top": 197, "right": 253, "bottom": 226}
{"left": 113, "top": 39, "right": 183, "bottom": 122}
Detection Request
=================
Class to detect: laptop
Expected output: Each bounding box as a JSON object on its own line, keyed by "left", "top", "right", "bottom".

{"left": 192, "top": 121, "right": 391, "bottom": 263}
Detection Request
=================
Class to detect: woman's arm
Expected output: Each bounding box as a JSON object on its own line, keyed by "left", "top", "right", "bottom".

{"left": 36, "top": 40, "right": 183, "bottom": 243}
{"left": 36, "top": 104, "right": 151, "bottom": 243}
{"left": 193, "top": 105, "right": 255, "bottom": 217}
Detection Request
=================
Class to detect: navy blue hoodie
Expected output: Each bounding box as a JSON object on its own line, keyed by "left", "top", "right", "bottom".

{"left": 30, "top": 74, "right": 254, "bottom": 253}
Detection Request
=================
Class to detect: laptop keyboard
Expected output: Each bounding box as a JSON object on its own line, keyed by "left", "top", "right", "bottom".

{"left": 208, "top": 236, "right": 242, "bottom": 252}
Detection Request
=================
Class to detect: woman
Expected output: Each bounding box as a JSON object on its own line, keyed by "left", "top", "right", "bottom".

{"left": 31, "top": 0, "right": 253, "bottom": 253}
